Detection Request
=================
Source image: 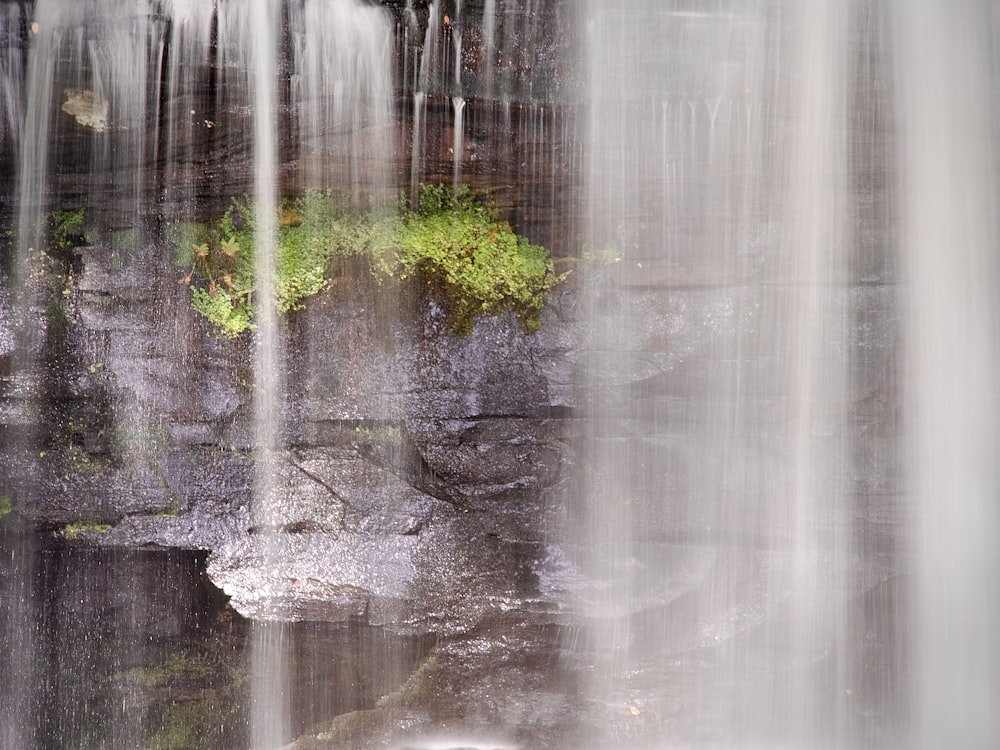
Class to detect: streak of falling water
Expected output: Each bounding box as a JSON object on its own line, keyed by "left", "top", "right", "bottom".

{"left": 161, "top": 0, "right": 214, "bottom": 222}
{"left": 3, "top": 7, "right": 64, "bottom": 746}
{"left": 450, "top": 0, "right": 464, "bottom": 189}
{"left": 451, "top": 0, "right": 463, "bottom": 89}
{"left": 246, "top": 0, "right": 289, "bottom": 746}
{"left": 576, "top": 1, "right": 860, "bottom": 745}
{"left": 13, "top": 3, "right": 56, "bottom": 278}
{"left": 452, "top": 95, "right": 465, "bottom": 189}
{"left": 769, "top": 1, "right": 851, "bottom": 741}
{"left": 410, "top": 1, "right": 439, "bottom": 204}
{"left": 290, "top": 0, "right": 393, "bottom": 203}
{"left": 410, "top": 90, "right": 426, "bottom": 205}
{"left": 0, "top": 3, "right": 23, "bottom": 146}
{"left": 482, "top": 0, "right": 497, "bottom": 99}
{"left": 895, "top": 2, "right": 1000, "bottom": 748}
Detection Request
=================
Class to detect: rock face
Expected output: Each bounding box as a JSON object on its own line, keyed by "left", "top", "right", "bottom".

{"left": 2, "top": 230, "right": 581, "bottom": 626}
{"left": 0, "top": 0, "right": 583, "bottom": 629}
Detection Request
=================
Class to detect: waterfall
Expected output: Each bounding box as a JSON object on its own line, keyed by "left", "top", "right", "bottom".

{"left": 2, "top": 0, "right": 999, "bottom": 746}
{"left": 896, "top": 2, "right": 1000, "bottom": 748}
{"left": 1, "top": 0, "right": 397, "bottom": 744}
{"left": 574, "top": 0, "right": 881, "bottom": 745}
{"left": 244, "top": 0, "right": 289, "bottom": 744}
{"left": 452, "top": 95, "right": 465, "bottom": 188}
{"left": 289, "top": 0, "right": 393, "bottom": 204}
{"left": 4, "top": 2, "right": 172, "bottom": 745}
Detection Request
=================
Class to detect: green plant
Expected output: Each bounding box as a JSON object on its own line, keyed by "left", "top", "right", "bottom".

{"left": 45, "top": 208, "right": 87, "bottom": 251}
{"left": 65, "top": 445, "right": 103, "bottom": 476}
{"left": 379, "top": 183, "right": 566, "bottom": 334}
{"left": 121, "top": 651, "right": 218, "bottom": 689}
{"left": 190, "top": 285, "right": 254, "bottom": 337}
{"left": 117, "top": 644, "right": 245, "bottom": 750}
{"left": 0, "top": 495, "right": 12, "bottom": 521}
{"left": 177, "top": 199, "right": 256, "bottom": 336}
{"left": 179, "top": 185, "right": 565, "bottom": 337}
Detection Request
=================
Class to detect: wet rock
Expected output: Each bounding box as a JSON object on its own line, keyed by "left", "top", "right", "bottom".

{"left": 61, "top": 88, "right": 109, "bottom": 132}
{"left": 285, "top": 615, "right": 587, "bottom": 750}
{"left": 204, "top": 445, "right": 555, "bottom": 634}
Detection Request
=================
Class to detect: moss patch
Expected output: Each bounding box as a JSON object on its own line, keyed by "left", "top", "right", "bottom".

{"left": 372, "top": 183, "right": 565, "bottom": 334}
{"left": 58, "top": 521, "right": 112, "bottom": 540}
{"left": 177, "top": 185, "right": 566, "bottom": 338}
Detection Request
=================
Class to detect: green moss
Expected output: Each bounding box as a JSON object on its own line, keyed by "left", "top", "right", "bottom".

{"left": 117, "top": 645, "right": 246, "bottom": 750}
{"left": 59, "top": 521, "right": 112, "bottom": 540}
{"left": 354, "top": 423, "right": 402, "bottom": 443}
{"left": 121, "top": 651, "right": 219, "bottom": 689}
{"left": 45, "top": 208, "right": 87, "bottom": 252}
{"left": 179, "top": 185, "right": 565, "bottom": 338}
{"left": 170, "top": 221, "right": 207, "bottom": 267}
{"left": 146, "top": 701, "right": 223, "bottom": 750}
{"left": 387, "top": 183, "right": 566, "bottom": 335}
{"left": 65, "top": 445, "right": 103, "bottom": 476}
{"left": 190, "top": 285, "right": 254, "bottom": 337}
{"left": 39, "top": 443, "right": 106, "bottom": 479}
{"left": 0, "top": 495, "right": 12, "bottom": 521}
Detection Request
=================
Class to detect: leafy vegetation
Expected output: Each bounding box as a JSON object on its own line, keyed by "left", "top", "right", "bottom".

{"left": 178, "top": 185, "right": 565, "bottom": 338}
{"left": 376, "top": 183, "right": 564, "bottom": 334}
{"left": 44, "top": 208, "right": 88, "bottom": 252}
{"left": 175, "top": 202, "right": 256, "bottom": 337}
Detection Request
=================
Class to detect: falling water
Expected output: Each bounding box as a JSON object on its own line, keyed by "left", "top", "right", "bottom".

{"left": 575, "top": 0, "right": 886, "bottom": 745}
{"left": 449, "top": 0, "right": 464, "bottom": 189}
{"left": 410, "top": 89, "right": 425, "bottom": 205}
{"left": 409, "top": 0, "right": 439, "bottom": 204}
{"left": 574, "top": 0, "right": 1000, "bottom": 747}
{"left": 4, "top": 2, "right": 173, "bottom": 745}
{"left": 243, "top": 0, "right": 289, "bottom": 745}
{"left": 481, "top": 0, "right": 497, "bottom": 100}
{"left": 0, "top": 5, "right": 22, "bottom": 147}
{"left": 289, "top": 0, "right": 393, "bottom": 203}
{"left": 160, "top": 0, "right": 215, "bottom": 222}
{"left": 2, "top": 0, "right": 999, "bottom": 747}
{"left": 896, "top": 2, "right": 1000, "bottom": 748}
{"left": 452, "top": 95, "right": 465, "bottom": 188}
{"left": 450, "top": 0, "right": 463, "bottom": 89}
{"left": 774, "top": 3, "right": 852, "bottom": 741}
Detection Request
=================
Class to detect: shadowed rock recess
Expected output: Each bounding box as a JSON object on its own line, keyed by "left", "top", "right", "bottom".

{"left": 0, "top": 1, "right": 914, "bottom": 748}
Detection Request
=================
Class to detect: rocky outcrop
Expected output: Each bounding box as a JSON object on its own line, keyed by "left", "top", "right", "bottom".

{"left": 0, "top": 227, "right": 581, "bottom": 629}
{"left": 0, "top": 6, "right": 590, "bottom": 682}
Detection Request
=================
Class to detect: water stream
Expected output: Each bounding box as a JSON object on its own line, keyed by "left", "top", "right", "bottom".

{"left": 244, "top": 1, "right": 287, "bottom": 745}
{"left": 896, "top": 2, "right": 1000, "bottom": 748}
